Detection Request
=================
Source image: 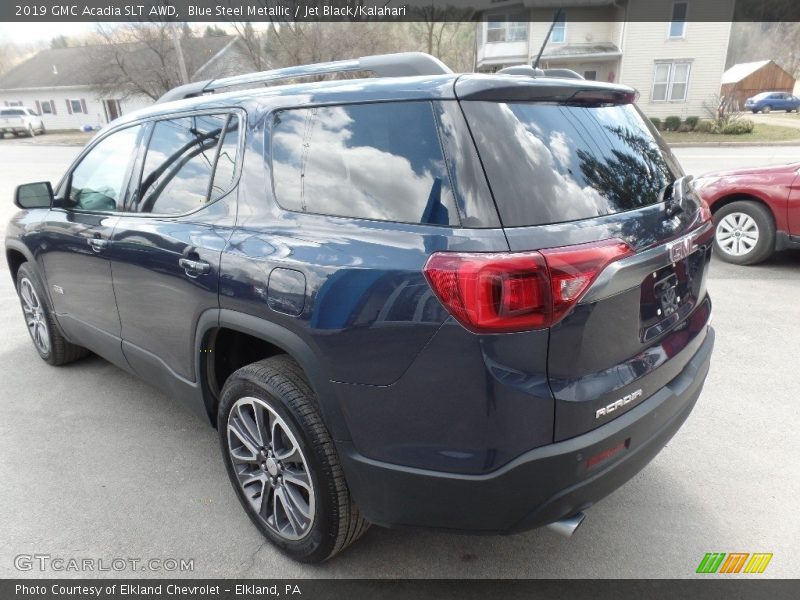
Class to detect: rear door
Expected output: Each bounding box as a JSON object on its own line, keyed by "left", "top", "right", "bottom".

{"left": 458, "top": 82, "right": 713, "bottom": 440}
{"left": 40, "top": 124, "right": 144, "bottom": 366}
{"left": 109, "top": 111, "right": 241, "bottom": 387}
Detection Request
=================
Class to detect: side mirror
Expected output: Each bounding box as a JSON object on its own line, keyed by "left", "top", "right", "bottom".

{"left": 14, "top": 181, "right": 54, "bottom": 209}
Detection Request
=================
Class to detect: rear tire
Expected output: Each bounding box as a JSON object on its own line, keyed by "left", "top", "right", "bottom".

{"left": 218, "top": 355, "right": 369, "bottom": 563}
{"left": 15, "top": 263, "right": 89, "bottom": 365}
{"left": 712, "top": 201, "right": 775, "bottom": 265}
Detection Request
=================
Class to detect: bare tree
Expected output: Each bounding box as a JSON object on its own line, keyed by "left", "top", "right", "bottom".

{"left": 409, "top": 4, "right": 475, "bottom": 72}
{"left": 727, "top": 21, "right": 800, "bottom": 80}
{"left": 229, "top": 22, "right": 267, "bottom": 70}
{"left": 87, "top": 23, "right": 243, "bottom": 101}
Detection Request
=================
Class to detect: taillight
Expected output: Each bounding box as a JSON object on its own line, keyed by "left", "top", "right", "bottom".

{"left": 423, "top": 239, "right": 632, "bottom": 334}
{"left": 540, "top": 239, "right": 633, "bottom": 324}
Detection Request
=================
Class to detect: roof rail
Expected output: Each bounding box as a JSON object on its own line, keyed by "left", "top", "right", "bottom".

{"left": 157, "top": 52, "right": 453, "bottom": 104}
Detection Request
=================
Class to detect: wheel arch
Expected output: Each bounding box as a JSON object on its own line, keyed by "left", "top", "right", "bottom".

{"left": 709, "top": 193, "right": 777, "bottom": 229}
{"left": 197, "top": 309, "right": 351, "bottom": 443}
{"left": 5, "top": 246, "right": 28, "bottom": 284}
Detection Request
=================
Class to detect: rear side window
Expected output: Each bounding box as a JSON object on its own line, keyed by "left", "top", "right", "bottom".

{"left": 462, "top": 102, "right": 682, "bottom": 226}
{"left": 135, "top": 113, "right": 240, "bottom": 214}
{"left": 270, "top": 101, "right": 459, "bottom": 226}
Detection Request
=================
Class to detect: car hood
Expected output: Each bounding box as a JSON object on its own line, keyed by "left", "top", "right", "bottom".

{"left": 696, "top": 162, "right": 800, "bottom": 179}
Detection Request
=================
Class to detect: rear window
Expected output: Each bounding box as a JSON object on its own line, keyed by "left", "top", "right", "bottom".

{"left": 462, "top": 102, "right": 681, "bottom": 226}
{"left": 1, "top": 109, "right": 26, "bottom": 116}
{"left": 270, "top": 101, "right": 459, "bottom": 226}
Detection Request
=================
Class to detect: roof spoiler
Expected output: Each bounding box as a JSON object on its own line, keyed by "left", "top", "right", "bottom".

{"left": 157, "top": 52, "right": 453, "bottom": 104}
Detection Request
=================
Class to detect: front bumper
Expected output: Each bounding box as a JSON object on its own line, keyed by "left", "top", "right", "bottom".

{"left": 339, "top": 326, "right": 714, "bottom": 533}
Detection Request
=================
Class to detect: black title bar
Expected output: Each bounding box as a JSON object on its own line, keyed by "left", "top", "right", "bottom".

{"left": 2, "top": 0, "right": 800, "bottom": 22}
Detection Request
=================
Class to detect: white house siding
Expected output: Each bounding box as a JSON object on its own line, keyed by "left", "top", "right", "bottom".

{"left": 620, "top": 1, "right": 734, "bottom": 119}
{"left": 0, "top": 87, "right": 152, "bottom": 130}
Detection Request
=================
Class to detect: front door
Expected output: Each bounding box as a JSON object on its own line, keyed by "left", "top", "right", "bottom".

{"left": 110, "top": 112, "right": 241, "bottom": 385}
{"left": 103, "top": 99, "right": 121, "bottom": 123}
{"left": 40, "top": 123, "right": 144, "bottom": 365}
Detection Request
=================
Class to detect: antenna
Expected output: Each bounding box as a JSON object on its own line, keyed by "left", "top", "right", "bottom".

{"left": 532, "top": 9, "right": 563, "bottom": 71}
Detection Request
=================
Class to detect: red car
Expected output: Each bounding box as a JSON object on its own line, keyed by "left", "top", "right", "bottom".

{"left": 693, "top": 162, "right": 800, "bottom": 264}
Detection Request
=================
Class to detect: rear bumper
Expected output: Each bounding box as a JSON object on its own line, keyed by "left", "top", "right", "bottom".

{"left": 340, "top": 326, "right": 714, "bottom": 533}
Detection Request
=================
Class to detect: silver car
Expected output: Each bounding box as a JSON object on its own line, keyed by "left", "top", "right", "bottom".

{"left": 0, "top": 107, "right": 46, "bottom": 138}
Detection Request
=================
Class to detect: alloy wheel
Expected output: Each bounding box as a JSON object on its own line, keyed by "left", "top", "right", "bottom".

{"left": 19, "top": 277, "right": 50, "bottom": 355}
{"left": 716, "top": 212, "right": 759, "bottom": 257}
{"left": 227, "top": 397, "right": 315, "bottom": 541}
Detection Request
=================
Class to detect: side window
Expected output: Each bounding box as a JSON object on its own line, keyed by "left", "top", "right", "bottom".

{"left": 135, "top": 113, "right": 239, "bottom": 215}
{"left": 271, "top": 102, "right": 459, "bottom": 226}
{"left": 66, "top": 125, "right": 142, "bottom": 212}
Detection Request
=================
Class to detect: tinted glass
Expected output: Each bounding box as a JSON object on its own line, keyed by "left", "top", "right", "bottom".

{"left": 271, "top": 102, "right": 458, "bottom": 226}
{"left": 1, "top": 109, "right": 26, "bottom": 116}
{"left": 137, "top": 114, "right": 238, "bottom": 214}
{"left": 462, "top": 101, "right": 681, "bottom": 226}
{"left": 67, "top": 125, "right": 142, "bottom": 212}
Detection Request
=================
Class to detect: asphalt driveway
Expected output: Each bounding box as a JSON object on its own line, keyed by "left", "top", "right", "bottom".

{"left": 0, "top": 141, "right": 798, "bottom": 578}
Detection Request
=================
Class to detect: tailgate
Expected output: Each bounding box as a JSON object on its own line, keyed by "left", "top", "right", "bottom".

{"left": 458, "top": 81, "right": 715, "bottom": 440}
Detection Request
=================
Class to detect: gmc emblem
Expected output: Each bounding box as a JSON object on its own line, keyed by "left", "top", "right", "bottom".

{"left": 667, "top": 236, "right": 695, "bottom": 263}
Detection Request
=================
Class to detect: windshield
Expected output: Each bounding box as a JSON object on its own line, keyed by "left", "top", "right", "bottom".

{"left": 1, "top": 109, "right": 26, "bottom": 116}
{"left": 461, "top": 101, "right": 682, "bottom": 226}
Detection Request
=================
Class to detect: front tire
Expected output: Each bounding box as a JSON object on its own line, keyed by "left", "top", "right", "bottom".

{"left": 218, "top": 355, "right": 369, "bottom": 563}
{"left": 27, "top": 124, "right": 35, "bottom": 137}
{"left": 762, "top": 105, "right": 772, "bottom": 113}
{"left": 712, "top": 201, "right": 775, "bottom": 265}
{"left": 16, "top": 263, "right": 89, "bottom": 365}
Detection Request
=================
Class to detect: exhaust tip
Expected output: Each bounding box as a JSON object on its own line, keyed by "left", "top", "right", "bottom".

{"left": 546, "top": 512, "right": 586, "bottom": 538}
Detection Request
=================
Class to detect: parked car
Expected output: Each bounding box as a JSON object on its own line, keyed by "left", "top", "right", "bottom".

{"left": 5, "top": 53, "right": 715, "bottom": 562}
{"left": 0, "top": 107, "right": 46, "bottom": 137}
{"left": 744, "top": 91, "right": 800, "bottom": 113}
{"left": 693, "top": 163, "right": 800, "bottom": 264}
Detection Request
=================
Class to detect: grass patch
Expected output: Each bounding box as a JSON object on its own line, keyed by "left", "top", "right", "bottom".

{"left": 661, "top": 123, "right": 800, "bottom": 144}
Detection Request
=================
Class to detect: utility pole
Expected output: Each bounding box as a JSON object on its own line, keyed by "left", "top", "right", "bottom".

{"left": 172, "top": 23, "right": 190, "bottom": 85}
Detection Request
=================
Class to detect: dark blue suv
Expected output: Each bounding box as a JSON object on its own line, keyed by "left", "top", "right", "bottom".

{"left": 6, "top": 53, "right": 715, "bottom": 562}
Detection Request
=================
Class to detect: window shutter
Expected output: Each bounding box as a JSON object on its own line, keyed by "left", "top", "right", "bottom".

{"left": 80, "top": 98, "right": 87, "bottom": 114}
{"left": 51, "top": 100, "right": 56, "bottom": 115}
{"left": 66, "top": 99, "right": 72, "bottom": 114}
{"left": 35, "top": 100, "right": 41, "bottom": 113}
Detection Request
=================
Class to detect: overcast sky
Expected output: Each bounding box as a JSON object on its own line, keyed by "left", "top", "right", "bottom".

{"left": 0, "top": 22, "right": 243, "bottom": 46}
{"left": 0, "top": 22, "right": 99, "bottom": 45}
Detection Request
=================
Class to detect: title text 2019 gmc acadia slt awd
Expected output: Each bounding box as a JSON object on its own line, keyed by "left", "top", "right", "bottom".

{"left": 6, "top": 53, "right": 714, "bottom": 562}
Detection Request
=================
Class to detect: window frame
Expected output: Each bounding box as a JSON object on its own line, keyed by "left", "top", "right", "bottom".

{"left": 55, "top": 122, "right": 147, "bottom": 215}
{"left": 266, "top": 100, "right": 461, "bottom": 228}
{"left": 40, "top": 101, "right": 53, "bottom": 114}
{"left": 485, "top": 13, "right": 529, "bottom": 44}
{"left": 667, "top": 1, "right": 688, "bottom": 39}
{"left": 550, "top": 11, "right": 567, "bottom": 44}
{"left": 651, "top": 61, "right": 692, "bottom": 102}
{"left": 54, "top": 107, "right": 246, "bottom": 218}
{"left": 69, "top": 99, "right": 85, "bottom": 114}
{"left": 126, "top": 109, "right": 245, "bottom": 217}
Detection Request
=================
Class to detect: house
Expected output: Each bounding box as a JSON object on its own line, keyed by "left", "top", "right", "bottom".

{"left": 0, "top": 35, "right": 252, "bottom": 130}
{"left": 475, "top": 0, "right": 735, "bottom": 119}
{"left": 721, "top": 60, "right": 797, "bottom": 110}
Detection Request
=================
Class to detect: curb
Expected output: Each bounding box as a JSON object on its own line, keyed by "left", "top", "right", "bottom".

{"left": 668, "top": 140, "right": 800, "bottom": 148}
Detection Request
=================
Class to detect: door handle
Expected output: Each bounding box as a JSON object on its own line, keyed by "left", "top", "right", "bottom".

{"left": 88, "top": 237, "right": 108, "bottom": 252}
{"left": 179, "top": 257, "right": 211, "bottom": 276}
